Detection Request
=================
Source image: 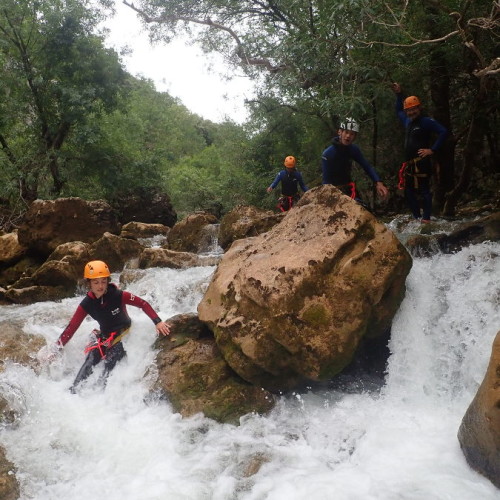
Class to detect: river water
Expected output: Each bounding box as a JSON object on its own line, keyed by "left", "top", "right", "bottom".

{"left": 0, "top": 218, "right": 498, "bottom": 500}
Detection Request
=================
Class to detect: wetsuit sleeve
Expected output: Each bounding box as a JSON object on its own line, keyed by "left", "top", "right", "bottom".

{"left": 121, "top": 291, "right": 162, "bottom": 324}
{"left": 57, "top": 305, "right": 88, "bottom": 347}
{"left": 350, "top": 145, "right": 382, "bottom": 183}
{"left": 269, "top": 171, "right": 283, "bottom": 189}
{"left": 395, "top": 94, "right": 407, "bottom": 125}
{"left": 297, "top": 172, "right": 309, "bottom": 192}
{"left": 422, "top": 117, "right": 448, "bottom": 152}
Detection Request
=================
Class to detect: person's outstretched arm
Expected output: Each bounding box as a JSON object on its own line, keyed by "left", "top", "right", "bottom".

{"left": 122, "top": 291, "right": 170, "bottom": 336}
{"left": 57, "top": 305, "right": 88, "bottom": 347}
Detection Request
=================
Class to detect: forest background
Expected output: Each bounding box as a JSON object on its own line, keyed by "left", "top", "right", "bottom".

{"left": 0, "top": 0, "right": 498, "bottom": 228}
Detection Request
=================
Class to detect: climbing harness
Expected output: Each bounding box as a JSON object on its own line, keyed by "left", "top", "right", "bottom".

{"left": 84, "top": 328, "right": 130, "bottom": 359}
{"left": 277, "top": 195, "right": 299, "bottom": 212}
{"left": 398, "top": 157, "right": 428, "bottom": 190}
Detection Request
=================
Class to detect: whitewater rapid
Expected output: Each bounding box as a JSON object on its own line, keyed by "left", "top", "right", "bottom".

{"left": 0, "top": 223, "right": 498, "bottom": 500}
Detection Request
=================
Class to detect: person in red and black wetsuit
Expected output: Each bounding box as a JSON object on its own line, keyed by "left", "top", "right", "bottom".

{"left": 51, "top": 260, "right": 170, "bottom": 393}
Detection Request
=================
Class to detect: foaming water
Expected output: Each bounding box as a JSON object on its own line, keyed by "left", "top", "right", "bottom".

{"left": 0, "top": 238, "right": 499, "bottom": 499}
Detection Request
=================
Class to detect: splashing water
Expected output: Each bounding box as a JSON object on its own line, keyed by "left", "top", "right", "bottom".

{"left": 0, "top": 232, "right": 498, "bottom": 499}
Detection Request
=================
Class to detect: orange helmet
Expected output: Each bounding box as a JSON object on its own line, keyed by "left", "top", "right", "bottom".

{"left": 403, "top": 96, "right": 421, "bottom": 109}
{"left": 84, "top": 260, "right": 110, "bottom": 279}
{"left": 284, "top": 156, "right": 296, "bottom": 168}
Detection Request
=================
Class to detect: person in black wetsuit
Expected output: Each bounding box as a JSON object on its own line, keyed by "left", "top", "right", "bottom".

{"left": 267, "top": 155, "right": 309, "bottom": 211}
{"left": 391, "top": 83, "right": 448, "bottom": 223}
{"left": 321, "top": 118, "right": 389, "bottom": 202}
{"left": 43, "top": 260, "right": 170, "bottom": 392}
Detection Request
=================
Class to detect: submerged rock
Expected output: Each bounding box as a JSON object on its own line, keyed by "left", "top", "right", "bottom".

{"left": 0, "top": 323, "right": 45, "bottom": 499}
{"left": 151, "top": 314, "right": 275, "bottom": 424}
{"left": 0, "top": 447, "right": 19, "bottom": 500}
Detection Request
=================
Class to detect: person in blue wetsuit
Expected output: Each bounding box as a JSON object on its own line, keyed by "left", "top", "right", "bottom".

{"left": 321, "top": 118, "right": 389, "bottom": 202}
{"left": 267, "top": 155, "right": 309, "bottom": 211}
{"left": 391, "top": 83, "right": 448, "bottom": 223}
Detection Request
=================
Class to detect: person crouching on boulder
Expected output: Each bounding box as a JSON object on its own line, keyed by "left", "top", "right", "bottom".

{"left": 42, "top": 260, "right": 170, "bottom": 393}
{"left": 267, "top": 155, "right": 309, "bottom": 211}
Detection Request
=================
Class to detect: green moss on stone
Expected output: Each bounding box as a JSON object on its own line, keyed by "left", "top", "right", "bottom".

{"left": 301, "top": 304, "right": 331, "bottom": 327}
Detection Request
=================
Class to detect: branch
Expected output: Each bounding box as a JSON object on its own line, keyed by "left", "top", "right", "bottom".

{"left": 122, "top": 1, "right": 287, "bottom": 72}
{"left": 473, "top": 57, "right": 500, "bottom": 77}
{"left": 359, "top": 29, "right": 460, "bottom": 48}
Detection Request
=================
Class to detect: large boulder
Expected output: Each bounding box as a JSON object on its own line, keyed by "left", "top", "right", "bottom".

{"left": 218, "top": 205, "right": 283, "bottom": 251}
{"left": 3, "top": 242, "right": 91, "bottom": 304}
{"left": 166, "top": 212, "right": 218, "bottom": 253}
{"left": 2, "top": 233, "right": 144, "bottom": 305}
{"left": 151, "top": 314, "right": 275, "bottom": 424}
{"left": 198, "top": 185, "right": 412, "bottom": 392}
{"left": 458, "top": 330, "right": 500, "bottom": 489}
{"left": 88, "top": 232, "right": 144, "bottom": 272}
{"left": 120, "top": 222, "right": 170, "bottom": 240}
{"left": 17, "top": 198, "right": 121, "bottom": 257}
{"left": 46, "top": 241, "right": 91, "bottom": 270}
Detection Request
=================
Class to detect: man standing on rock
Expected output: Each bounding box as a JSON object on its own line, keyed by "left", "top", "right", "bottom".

{"left": 321, "top": 118, "right": 389, "bottom": 202}
{"left": 391, "top": 83, "right": 448, "bottom": 223}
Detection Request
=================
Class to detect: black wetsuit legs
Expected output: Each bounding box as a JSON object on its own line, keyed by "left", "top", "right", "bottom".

{"left": 70, "top": 342, "right": 126, "bottom": 393}
{"left": 102, "top": 342, "right": 126, "bottom": 378}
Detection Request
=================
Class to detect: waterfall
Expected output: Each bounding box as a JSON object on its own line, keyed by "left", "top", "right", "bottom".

{"left": 197, "top": 223, "right": 223, "bottom": 256}
{"left": 0, "top": 220, "right": 498, "bottom": 500}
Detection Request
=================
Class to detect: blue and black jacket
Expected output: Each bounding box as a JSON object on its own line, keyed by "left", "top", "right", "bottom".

{"left": 321, "top": 137, "right": 381, "bottom": 186}
{"left": 269, "top": 169, "right": 309, "bottom": 196}
{"left": 395, "top": 94, "right": 448, "bottom": 164}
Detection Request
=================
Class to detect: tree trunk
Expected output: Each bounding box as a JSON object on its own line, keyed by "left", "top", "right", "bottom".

{"left": 442, "top": 79, "right": 490, "bottom": 216}
{"left": 426, "top": 11, "right": 455, "bottom": 216}
{"left": 442, "top": 116, "right": 480, "bottom": 216}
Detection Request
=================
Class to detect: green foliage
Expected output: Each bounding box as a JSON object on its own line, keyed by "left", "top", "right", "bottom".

{"left": 167, "top": 122, "right": 268, "bottom": 218}
{"left": 0, "top": 0, "right": 127, "bottom": 199}
{"left": 2, "top": 0, "right": 498, "bottom": 225}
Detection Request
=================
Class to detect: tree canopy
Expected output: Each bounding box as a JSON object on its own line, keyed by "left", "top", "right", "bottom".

{"left": 0, "top": 0, "right": 129, "bottom": 201}
{"left": 0, "top": 0, "right": 498, "bottom": 228}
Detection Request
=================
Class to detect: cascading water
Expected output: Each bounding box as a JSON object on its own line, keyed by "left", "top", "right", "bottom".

{"left": 0, "top": 218, "right": 498, "bottom": 500}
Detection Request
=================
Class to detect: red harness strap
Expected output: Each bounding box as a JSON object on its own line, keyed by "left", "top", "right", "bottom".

{"left": 398, "top": 163, "right": 407, "bottom": 190}
{"left": 277, "top": 195, "right": 295, "bottom": 212}
{"left": 84, "top": 330, "right": 120, "bottom": 359}
{"left": 347, "top": 182, "right": 356, "bottom": 199}
{"left": 399, "top": 157, "right": 427, "bottom": 190}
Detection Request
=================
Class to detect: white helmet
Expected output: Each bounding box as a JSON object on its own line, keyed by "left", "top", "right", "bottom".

{"left": 340, "top": 118, "right": 359, "bottom": 133}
